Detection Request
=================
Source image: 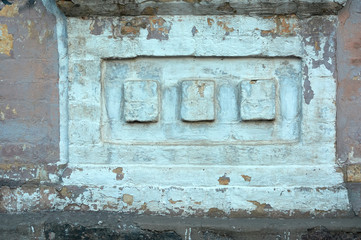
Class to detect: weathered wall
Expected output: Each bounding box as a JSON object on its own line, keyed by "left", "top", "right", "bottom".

{"left": 0, "top": 0, "right": 59, "bottom": 185}
{"left": 0, "top": 0, "right": 360, "bottom": 219}
{"left": 337, "top": 0, "right": 361, "bottom": 216}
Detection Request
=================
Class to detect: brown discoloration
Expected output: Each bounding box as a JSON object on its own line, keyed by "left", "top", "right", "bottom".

{"left": 123, "top": 194, "right": 134, "bottom": 206}
{"left": 0, "top": 3, "right": 19, "bottom": 17}
{"left": 110, "top": 17, "right": 148, "bottom": 39}
{"left": 216, "top": 21, "right": 234, "bottom": 35}
{"left": 112, "top": 167, "right": 124, "bottom": 180}
{"left": 141, "top": 7, "right": 158, "bottom": 15}
{"left": 0, "top": 24, "right": 13, "bottom": 56}
{"left": 248, "top": 200, "right": 272, "bottom": 215}
{"left": 261, "top": 15, "right": 298, "bottom": 37}
{"left": 58, "top": 187, "right": 72, "bottom": 199}
{"left": 140, "top": 202, "right": 147, "bottom": 210}
{"left": 207, "top": 18, "right": 214, "bottom": 26}
{"left": 347, "top": 164, "right": 361, "bottom": 182}
{"left": 218, "top": 174, "right": 230, "bottom": 185}
{"left": 147, "top": 17, "right": 171, "bottom": 41}
{"left": 194, "top": 201, "right": 201, "bottom": 205}
{"left": 103, "top": 201, "right": 118, "bottom": 210}
{"left": 207, "top": 208, "right": 226, "bottom": 217}
{"left": 169, "top": 199, "right": 182, "bottom": 204}
{"left": 241, "top": 175, "right": 251, "bottom": 182}
{"left": 64, "top": 204, "right": 90, "bottom": 211}
{"left": 217, "top": 2, "right": 236, "bottom": 14}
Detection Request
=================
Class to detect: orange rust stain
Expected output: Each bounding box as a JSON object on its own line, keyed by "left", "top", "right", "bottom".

{"left": 0, "top": 4, "right": 18, "bottom": 17}
{"left": 315, "top": 41, "right": 321, "bottom": 51}
{"left": 248, "top": 200, "right": 272, "bottom": 214}
{"left": 123, "top": 194, "right": 133, "bottom": 205}
{"left": 261, "top": 15, "right": 298, "bottom": 37}
{"left": 169, "top": 199, "right": 183, "bottom": 204}
{"left": 0, "top": 24, "right": 13, "bottom": 56}
{"left": 207, "top": 18, "right": 214, "bottom": 26}
{"left": 241, "top": 175, "right": 251, "bottom": 182}
{"left": 121, "top": 25, "right": 139, "bottom": 35}
{"left": 218, "top": 174, "right": 230, "bottom": 185}
{"left": 112, "top": 167, "right": 124, "bottom": 180}
{"left": 217, "top": 21, "right": 234, "bottom": 33}
{"left": 147, "top": 16, "right": 171, "bottom": 40}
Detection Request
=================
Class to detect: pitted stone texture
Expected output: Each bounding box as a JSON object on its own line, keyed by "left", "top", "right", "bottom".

{"left": 240, "top": 80, "right": 276, "bottom": 121}
{"left": 124, "top": 80, "right": 159, "bottom": 123}
{"left": 181, "top": 80, "right": 215, "bottom": 122}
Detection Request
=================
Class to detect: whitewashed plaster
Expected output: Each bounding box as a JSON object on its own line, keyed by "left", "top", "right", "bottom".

{"left": 56, "top": 13, "right": 350, "bottom": 215}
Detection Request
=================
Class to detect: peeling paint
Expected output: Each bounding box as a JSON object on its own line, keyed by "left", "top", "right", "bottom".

{"left": 123, "top": 194, "right": 133, "bottom": 206}
{"left": 248, "top": 200, "right": 272, "bottom": 215}
{"left": 112, "top": 167, "right": 124, "bottom": 180}
{"left": 261, "top": 15, "right": 298, "bottom": 37}
{"left": 241, "top": 175, "right": 251, "bottom": 182}
{"left": 191, "top": 26, "right": 198, "bottom": 36}
{"left": 0, "top": 24, "right": 13, "bottom": 56}
{"left": 169, "top": 199, "right": 182, "bottom": 204}
{"left": 89, "top": 18, "right": 105, "bottom": 35}
{"left": 303, "top": 65, "right": 314, "bottom": 104}
{"left": 216, "top": 21, "right": 234, "bottom": 35}
{"left": 147, "top": 17, "right": 171, "bottom": 41}
{"left": 218, "top": 174, "right": 230, "bottom": 185}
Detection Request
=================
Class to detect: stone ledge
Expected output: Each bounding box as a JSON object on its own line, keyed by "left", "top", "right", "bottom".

{"left": 1, "top": 212, "right": 361, "bottom": 239}
{"left": 56, "top": 0, "right": 347, "bottom": 18}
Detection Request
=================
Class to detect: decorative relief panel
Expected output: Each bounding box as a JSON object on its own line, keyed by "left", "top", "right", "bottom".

{"left": 124, "top": 80, "right": 159, "bottom": 123}
{"left": 101, "top": 57, "right": 301, "bottom": 145}
{"left": 240, "top": 80, "right": 276, "bottom": 121}
{"left": 63, "top": 14, "right": 348, "bottom": 215}
{"left": 181, "top": 80, "right": 215, "bottom": 122}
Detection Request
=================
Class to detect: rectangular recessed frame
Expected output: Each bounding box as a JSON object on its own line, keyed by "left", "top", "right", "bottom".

{"left": 101, "top": 57, "right": 301, "bottom": 145}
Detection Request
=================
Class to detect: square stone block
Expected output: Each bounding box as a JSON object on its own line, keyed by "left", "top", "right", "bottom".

{"left": 240, "top": 79, "right": 276, "bottom": 121}
{"left": 124, "top": 80, "right": 159, "bottom": 122}
{"left": 181, "top": 80, "right": 215, "bottom": 122}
